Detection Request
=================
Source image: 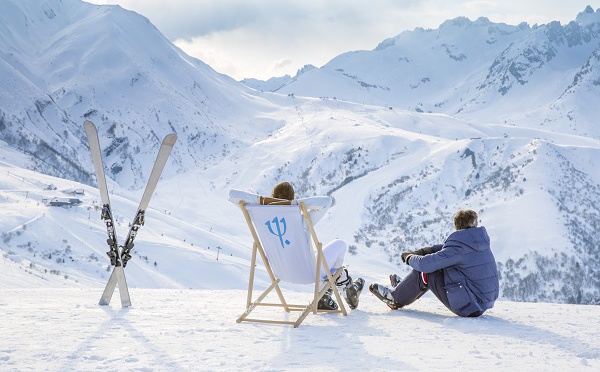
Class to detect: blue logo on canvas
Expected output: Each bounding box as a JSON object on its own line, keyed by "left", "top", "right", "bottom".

{"left": 265, "top": 217, "right": 291, "bottom": 249}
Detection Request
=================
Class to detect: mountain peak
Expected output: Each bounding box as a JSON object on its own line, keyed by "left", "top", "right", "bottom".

{"left": 295, "top": 64, "right": 316, "bottom": 77}
{"left": 440, "top": 16, "right": 473, "bottom": 29}
{"left": 473, "top": 16, "right": 492, "bottom": 26}
{"left": 576, "top": 5, "right": 600, "bottom": 25}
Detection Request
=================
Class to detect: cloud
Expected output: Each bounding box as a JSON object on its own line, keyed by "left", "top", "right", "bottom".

{"left": 91, "top": 0, "right": 594, "bottom": 80}
{"left": 94, "top": 0, "right": 308, "bottom": 39}
{"left": 93, "top": 0, "right": 424, "bottom": 40}
{"left": 272, "top": 58, "right": 293, "bottom": 71}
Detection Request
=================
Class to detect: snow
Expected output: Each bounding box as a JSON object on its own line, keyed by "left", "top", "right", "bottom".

{"left": 1, "top": 93, "right": 599, "bottom": 297}
{"left": 0, "top": 288, "right": 598, "bottom": 371}
{"left": 2, "top": 2, "right": 599, "bottom": 301}
{"left": 1, "top": 148, "right": 599, "bottom": 370}
{"left": 1, "top": 1, "right": 600, "bottom": 369}
{"left": 2, "top": 139, "right": 599, "bottom": 370}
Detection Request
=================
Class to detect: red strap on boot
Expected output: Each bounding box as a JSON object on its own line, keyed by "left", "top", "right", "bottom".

{"left": 421, "top": 272, "right": 428, "bottom": 285}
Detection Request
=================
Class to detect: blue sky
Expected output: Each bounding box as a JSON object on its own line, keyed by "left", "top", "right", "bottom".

{"left": 91, "top": 1, "right": 598, "bottom": 80}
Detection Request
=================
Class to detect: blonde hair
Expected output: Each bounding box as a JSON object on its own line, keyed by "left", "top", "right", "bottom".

{"left": 454, "top": 210, "right": 478, "bottom": 230}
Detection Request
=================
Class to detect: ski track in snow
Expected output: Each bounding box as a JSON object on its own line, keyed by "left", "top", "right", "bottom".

{"left": 0, "top": 288, "right": 598, "bottom": 371}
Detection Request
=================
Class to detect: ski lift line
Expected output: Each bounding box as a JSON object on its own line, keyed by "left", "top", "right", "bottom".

{"left": 162, "top": 220, "right": 249, "bottom": 253}
{"left": 52, "top": 216, "right": 108, "bottom": 259}
{"left": 139, "top": 236, "right": 242, "bottom": 266}
{"left": 2, "top": 169, "right": 46, "bottom": 190}
{"left": 85, "top": 216, "right": 177, "bottom": 265}
{"left": 148, "top": 206, "right": 249, "bottom": 250}
{"left": 0, "top": 159, "right": 17, "bottom": 168}
{"left": 0, "top": 189, "right": 37, "bottom": 193}
{"left": 86, "top": 199, "right": 240, "bottom": 253}
{"left": 200, "top": 230, "right": 248, "bottom": 252}
{"left": 5, "top": 213, "right": 44, "bottom": 234}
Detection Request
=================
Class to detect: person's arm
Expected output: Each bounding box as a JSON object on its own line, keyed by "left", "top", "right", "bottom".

{"left": 228, "top": 189, "right": 261, "bottom": 205}
{"left": 429, "top": 244, "right": 444, "bottom": 253}
{"left": 297, "top": 196, "right": 332, "bottom": 225}
{"left": 400, "top": 244, "right": 442, "bottom": 263}
{"left": 406, "top": 244, "right": 463, "bottom": 273}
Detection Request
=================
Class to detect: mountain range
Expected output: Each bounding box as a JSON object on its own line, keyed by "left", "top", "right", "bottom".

{"left": 245, "top": 6, "right": 600, "bottom": 141}
{"left": 0, "top": 0, "right": 599, "bottom": 305}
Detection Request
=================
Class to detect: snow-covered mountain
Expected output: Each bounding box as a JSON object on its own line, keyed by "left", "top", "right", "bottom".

{"left": 1, "top": 0, "right": 599, "bottom": 306}
{"left": 0, "top": 0, "right": 281, "bottom": 189}
{"left": 257, "top": 6, "right": 600, "bottom": 140}
{"left": 241, "top": 64, "right": 316, "bottom": 92}
{"left": 3, "top": 99, "right": 599, "bottom": 304}
{"left": 241, "top": 74, "right": 292, "bottom": 93}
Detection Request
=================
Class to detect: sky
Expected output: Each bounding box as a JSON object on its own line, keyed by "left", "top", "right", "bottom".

{"left": 85, "top": 1, "right": 600, "bottom": 80}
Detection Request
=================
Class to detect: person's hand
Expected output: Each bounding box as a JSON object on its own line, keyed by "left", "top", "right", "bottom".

{"left": 401, "top": 251, "right": 414, "bottom": 264}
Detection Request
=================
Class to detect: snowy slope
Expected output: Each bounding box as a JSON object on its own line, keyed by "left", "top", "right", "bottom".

{"left": 1, "top": 0, "right": 599, "bottom": 306}
{"left": 3, "top": 93, "right": 599, "bottom": 303}
{"left": 178, "top": 96, "right": 600, "bottom": 303}
{"left": 0, "top": 288, "right": 598, "bottom": 371}
{"left": 0, "top": 140, "right": 259, "bottom": 290}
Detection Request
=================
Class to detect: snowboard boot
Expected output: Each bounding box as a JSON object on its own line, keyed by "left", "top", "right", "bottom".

{"left": 343, "top": 277, "right": 365, "bottom": 310}
{"left": 389, "top": 273, "right": 402, "bottom": 288}
{"left": 317, "top": 287, "right": 338, "bottom": 310}
{"left": 369, "top": 283, "right": 402, "bottom": 310}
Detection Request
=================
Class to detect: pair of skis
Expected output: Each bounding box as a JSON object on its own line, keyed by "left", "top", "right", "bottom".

{"left": 83, "top": 120, "right": 177, "bottom": 307}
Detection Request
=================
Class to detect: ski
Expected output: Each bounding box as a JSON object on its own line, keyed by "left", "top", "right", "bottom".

{"left": 121, "top": 133, "right": 177, "bottom": 267}
{"left": 83, "top": 120, "right": 121, "bottom": 267}
{"left": 84, "top": 120, "right": 177, "bottom": 307}
{"left": 84, "top": 120, "right": 131, "bottom": 306}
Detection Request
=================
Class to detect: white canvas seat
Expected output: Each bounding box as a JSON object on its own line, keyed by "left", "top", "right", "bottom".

{"left": 235, "top": 200, "right": 347, "bottom": 327}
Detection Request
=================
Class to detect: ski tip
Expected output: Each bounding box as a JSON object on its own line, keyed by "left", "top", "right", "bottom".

{"left": 163, "top": 133, "right": 177, "bottom": 147}
{"left": 83, "top": 120, "right": 97, "bottom": 131}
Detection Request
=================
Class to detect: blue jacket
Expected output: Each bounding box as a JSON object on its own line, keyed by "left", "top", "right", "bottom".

{"left": 407, "top": 226, "right": 499, "bottom": 316}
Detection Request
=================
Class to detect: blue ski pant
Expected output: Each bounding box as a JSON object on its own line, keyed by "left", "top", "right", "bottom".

{"left": 390, "top": 269, "right": 484, "bottom": 317}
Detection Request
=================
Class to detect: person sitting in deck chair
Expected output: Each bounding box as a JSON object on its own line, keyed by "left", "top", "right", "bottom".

{"left": 229, "top": 181, "right": 365, "bottom": 310}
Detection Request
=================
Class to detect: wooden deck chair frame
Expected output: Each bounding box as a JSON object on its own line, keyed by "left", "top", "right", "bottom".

{"left": 236, "top": 201, "right": 347, "bottom": 328}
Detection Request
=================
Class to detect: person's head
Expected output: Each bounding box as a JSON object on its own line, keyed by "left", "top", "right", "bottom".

{"left": 454, "top": 209, "right": 478, "bottom": 230}
{"left": 272, "top": 181, "right": 295, "bottom": 200}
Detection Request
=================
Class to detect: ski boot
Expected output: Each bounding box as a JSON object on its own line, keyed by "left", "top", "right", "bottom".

{"left": 369, "top": 283, "right": 402, "bottom": 310}
{"left": 318, "top": 287, "right": 338, "bottom": 310}
{"left": 344, "top": 277, "right": 365, "bottom": 310}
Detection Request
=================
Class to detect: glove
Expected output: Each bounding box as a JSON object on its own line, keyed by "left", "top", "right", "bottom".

{"left": 413, "top": 246, "right": 433, "bottom": 256}
{"left": 401, "top": 251, "right": 415, "bottom": 264}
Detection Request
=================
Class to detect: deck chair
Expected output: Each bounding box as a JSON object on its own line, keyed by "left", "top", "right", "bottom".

{"left": 236, "top": 199, "right": 347, "bottom": 328}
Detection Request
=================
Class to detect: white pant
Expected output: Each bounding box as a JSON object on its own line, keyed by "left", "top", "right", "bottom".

{"left": 321, "top": 239, "right": 347, "bottom": 281}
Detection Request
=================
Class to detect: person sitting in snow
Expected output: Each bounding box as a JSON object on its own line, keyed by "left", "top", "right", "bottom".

{"left": 229, "top": 181, "right": 365, "bottom": 311}
{"left": 370, "top": 209, "right": 499, "bottom": 317}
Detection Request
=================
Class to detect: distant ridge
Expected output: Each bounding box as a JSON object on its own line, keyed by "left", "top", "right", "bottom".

{"left": 247, "top": 6, "right": 600, "bottom": 140}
